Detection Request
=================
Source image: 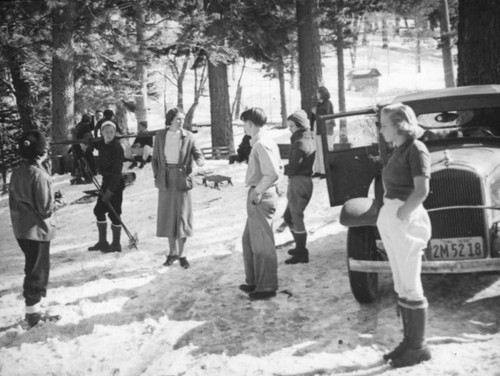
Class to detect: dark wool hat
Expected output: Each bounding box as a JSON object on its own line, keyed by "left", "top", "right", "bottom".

{"left": 19, "top": 130, "right": 47, "bottom": 159}
{"left": 287, "top": 109, "right": 310, "bottom": 129}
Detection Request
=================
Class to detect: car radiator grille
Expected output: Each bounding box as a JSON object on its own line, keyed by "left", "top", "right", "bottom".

{"left": 424, "top": 168, "right": 485, "bottom": 239}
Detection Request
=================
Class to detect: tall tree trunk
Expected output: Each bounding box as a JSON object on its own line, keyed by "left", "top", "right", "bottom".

{"left": 185, "top": 64, "right": 207, "bottom": 130}
{"left": 382, "top": 17, "right": 388, "bottom": 49}
{"left": 290, "top": 54, "right": 296, "bottom": 89}
{"left": 51, "top": 0, "right": 75, "bottom": 156}
{"left": 296, "top": 0, "right": 323, "bottom": 115}
{"left": 277, "top": 58, "right": 287, "bottom": 128}
{"left": 115, "top": 101, "right": 129, "bottom": 134}
{"left": 416, "top": 18, "right": 422, "bottom": 73}
{"left": 349, "top": 15, "right": 361, "bottom": 68}
{"left": 4, "top": 46, "right": 38, "bottom": 131}
{"left": 135, "top": 7, "right": 148, "bottom": 124}
{"left": 440, "top": 0, "right": 455, "bottom": 87}
{"left": 208, "top": 61, "right": 234, "bottom": 152}
{"left": 362, "top": 18, "right": 370, "bottom": 45}
{"left": 176, "top": 58, "right": 188, "bottom": 112}
{"left": 457, "top": 0, "right": 500, "bottom": 85}
{"left": 336, "top": 22, "right": 348, "bottom": 144}
{"left": 184, "top": 102, "right": 198, "bottom": 131}
{"left": 231, "top": 58, "right": 246, "bottom": 120}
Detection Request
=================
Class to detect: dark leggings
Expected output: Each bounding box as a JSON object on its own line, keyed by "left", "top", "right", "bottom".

{"left": 18, "top": 239, "right": 50, "bottom": 307}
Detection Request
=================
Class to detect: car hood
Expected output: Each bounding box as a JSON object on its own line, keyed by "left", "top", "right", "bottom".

{"left": 431, "top": 146, "right": 500, "bottom": 176}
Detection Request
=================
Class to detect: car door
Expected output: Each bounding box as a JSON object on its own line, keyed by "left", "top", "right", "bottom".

{"left": 317, "top": 108, "right": 382, "bottom": 207}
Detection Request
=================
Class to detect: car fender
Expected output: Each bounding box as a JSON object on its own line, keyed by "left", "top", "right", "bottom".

{"left": 340, "top": 197, "right": 382, "bottom": 227}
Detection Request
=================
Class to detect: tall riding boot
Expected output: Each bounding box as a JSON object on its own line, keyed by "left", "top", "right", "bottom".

{"left": 392, "top": 300, "right": 431, "bottom": 368}
{"left": 88, "top": 221, "right": 110, "bottom": 251}
{"left": 288, "top": 230, "right": 299, "bottom": 256}
{"left": 285, "top": 232, "right": 309, "bottom": 264}
{"left": 384, "top": 298, "right": 410, "bottom": 361}
{"left": 103, "top": 224, "right": 122, "bottom": 253}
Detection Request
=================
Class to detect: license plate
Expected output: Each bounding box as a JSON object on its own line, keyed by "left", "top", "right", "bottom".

{"left": 429, "top": 237, "right": 484, "bottom": 260}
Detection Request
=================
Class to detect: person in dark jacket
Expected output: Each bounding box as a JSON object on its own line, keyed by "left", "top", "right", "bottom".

{"left": 9, "top": 130, "right": 62, "bottom": 327}
{"left": 236, "top": 134, "right": 252, "bottom": 163}
{"left": 71, "top": 114, "right": 96, "bottom": 183}
{"left": 310, "top": 86, "right": 335, "bottom": 178}
{"left": 94, "top": 109, "right": 119, "bottom": 138}
{"left": 283, "top": 110, "right": 316, "bottom": 264}
{"left": 129, "top": 121, "right": 153, "bottom": 169}
{"left": 88, "top": 121, "right": 125, "bottom": 253}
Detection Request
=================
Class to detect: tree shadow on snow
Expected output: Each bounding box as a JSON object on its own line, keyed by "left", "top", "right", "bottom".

{"left": 2, "top": 230, "right": 499, "bottom": 369}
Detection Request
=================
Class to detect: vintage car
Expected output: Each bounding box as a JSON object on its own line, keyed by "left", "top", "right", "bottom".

{"left": 317, "top": 85, "right": 500, "bottom": 304}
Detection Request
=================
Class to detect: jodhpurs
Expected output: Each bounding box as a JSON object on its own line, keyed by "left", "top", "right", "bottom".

{"left": 283, "top": 176, "right": 313, "bottom": 233}
{"left": 376, "top": 198, "right": 431, "bottom": 301}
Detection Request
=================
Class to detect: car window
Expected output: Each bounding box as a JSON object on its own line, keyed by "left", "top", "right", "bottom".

{"left": 332, "top": 114, "right": 378, "bottom": 149}
{"left": 417, "top": 106, "right": 500, "bottom": 139}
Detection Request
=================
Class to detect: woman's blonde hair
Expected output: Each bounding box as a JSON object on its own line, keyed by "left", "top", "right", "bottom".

{"left": 381, "top": 102, "right": 420, "bottom": 140}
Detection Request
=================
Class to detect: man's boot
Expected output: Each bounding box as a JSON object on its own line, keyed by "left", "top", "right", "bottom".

{"left": 103, "top": 224, "right": 122, "bottom": 253}
{"left": 88, "top": 221, "right": 110, "bottom": 251}
{"left": 285, "top": 232, "right": 309, "bottom": 264}
{"left": 391, "top": 300, "right": 431, "bottom": 368}
{"left": 384, "top": 298, "right": 410, "bottom": 361}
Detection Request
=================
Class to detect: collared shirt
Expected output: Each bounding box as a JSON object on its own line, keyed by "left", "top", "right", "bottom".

{"left": 245, "top": 131, "right": 281, "bottom": 194}
{"left": 383, "top": 138, "right": 430, "bottom": 201}
{"left": 165, "top": 129, "right": 181, "bottom": 163}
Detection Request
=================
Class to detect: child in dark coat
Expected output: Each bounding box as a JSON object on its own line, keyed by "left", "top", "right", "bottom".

{"left": 88, "top": 121, "right": 125, "bottom": 253}
{"left": 283, "top": 110, "right": 316, "bottom": 264}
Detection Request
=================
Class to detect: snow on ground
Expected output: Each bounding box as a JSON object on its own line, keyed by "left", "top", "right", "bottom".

{"left": 1, "top": 38, "right": 500, "bottom": 376}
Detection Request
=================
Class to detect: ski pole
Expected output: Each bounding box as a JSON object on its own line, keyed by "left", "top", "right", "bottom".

{"left": 79, "top": 156, "right": 139, "bottom": 250}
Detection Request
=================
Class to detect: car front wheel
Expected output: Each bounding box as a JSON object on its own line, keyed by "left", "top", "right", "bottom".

{"left": 347, "top": 226, "right": 380, "bottom": 304}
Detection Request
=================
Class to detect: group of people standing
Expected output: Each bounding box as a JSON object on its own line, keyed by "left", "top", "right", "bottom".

{"left": 9, "top": 87, "right": 432, "bottom": 368}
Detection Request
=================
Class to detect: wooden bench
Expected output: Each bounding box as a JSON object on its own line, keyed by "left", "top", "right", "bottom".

{"left": 201, "top": 146, "right": 231, "bottom": 160}
{"left": 202, "top": 174, "right": 233, "bottom": 189}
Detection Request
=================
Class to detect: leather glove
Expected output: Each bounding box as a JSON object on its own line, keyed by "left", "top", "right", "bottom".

{"left": 102, "top": 189, "right": 113, "bottom": 204}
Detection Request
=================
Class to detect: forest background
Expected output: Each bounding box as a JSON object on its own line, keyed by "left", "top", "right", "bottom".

{"left": 1, "top": 0, "right": 500, "bottom": 191}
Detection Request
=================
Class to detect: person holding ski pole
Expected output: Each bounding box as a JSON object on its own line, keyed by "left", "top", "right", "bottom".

{"left": 9, "top": 130, "right": 63, "bottom": 327}
{"left": 88, "top": 121, "right": 125, "bottom": 253}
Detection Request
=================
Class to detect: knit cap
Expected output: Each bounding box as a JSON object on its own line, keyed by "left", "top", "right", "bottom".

{"left": 287, "top": 110, "right": 310, "bottom": 129}
{"left": 101, "top": 121, "right": 116, "bottom": 131}
{"left": 19, "top": 130, "right": 47, "bottom": 159}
